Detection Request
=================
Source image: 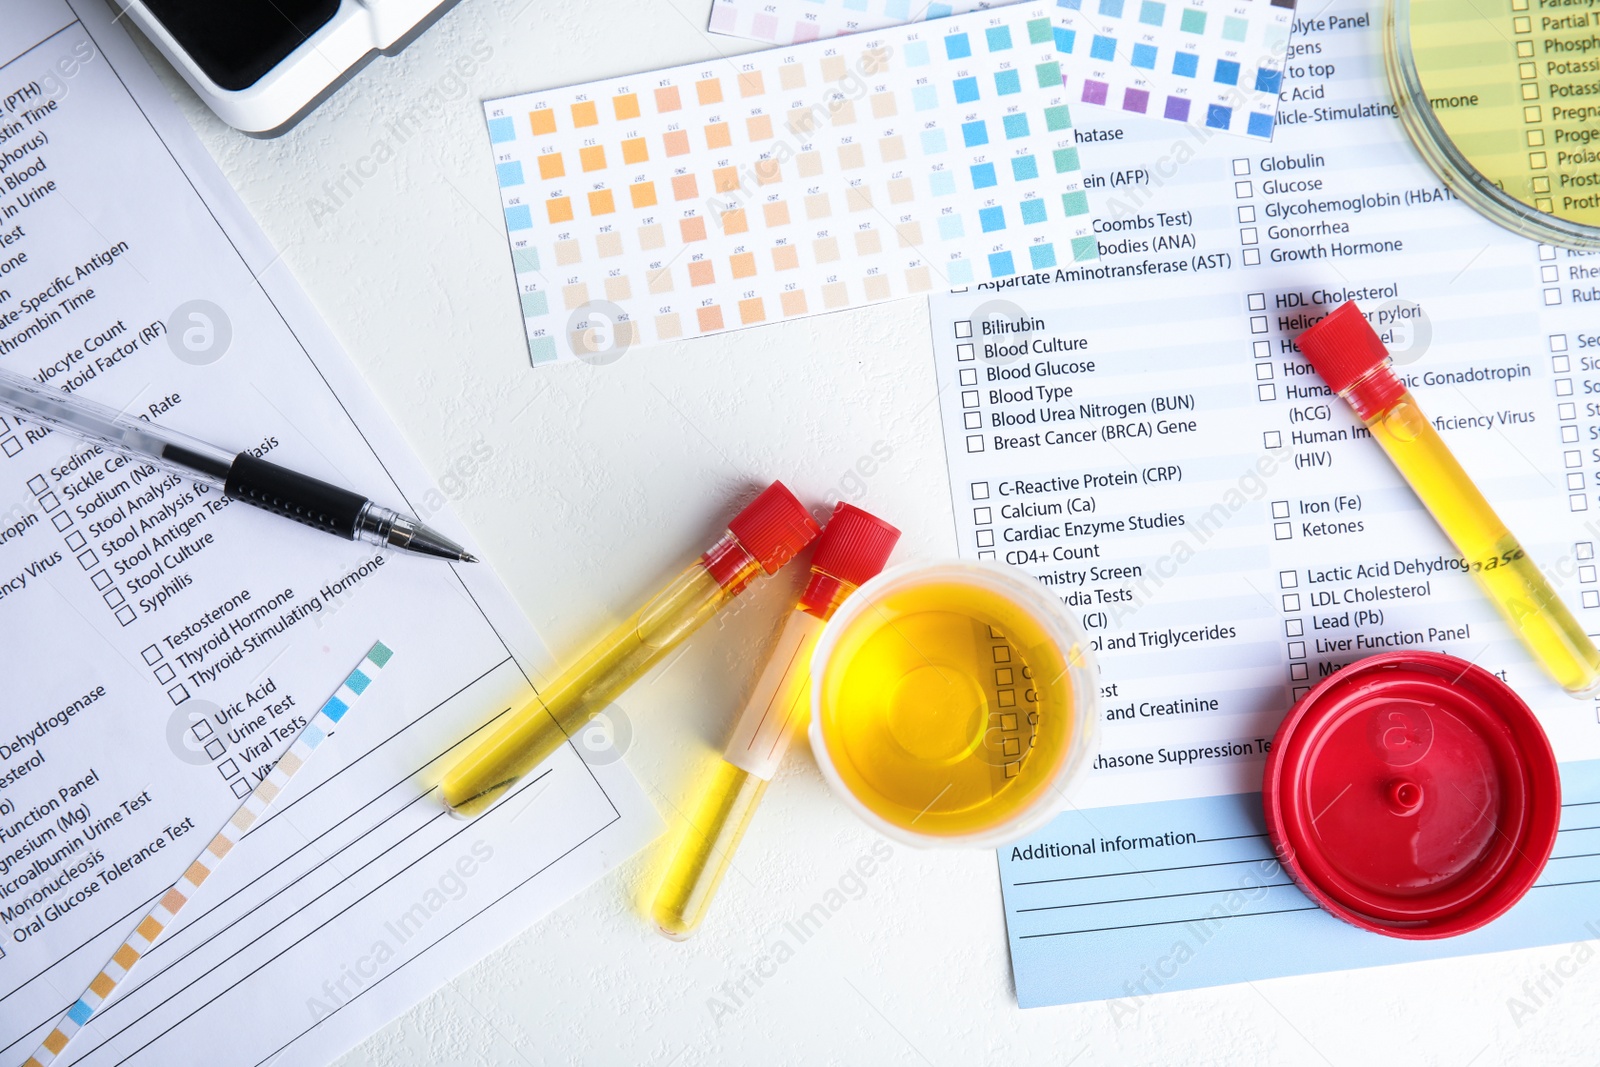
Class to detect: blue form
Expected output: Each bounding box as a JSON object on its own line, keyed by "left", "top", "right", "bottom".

{"left": 1029, "top": 243, "right": 1056, "bottom": 268}
{"left": 995, "top": 69, "right": 1022, "bottom": 95}
{"left": 953, "top": 76, "right": 980, "bottom": 103}
{"left": 487, "top": 116, "right": 516, "bottom": 143}
{"left": 1247, "top": 111, "right": 1275, "bottom": 137}
{"left": 1000, "top": 759, "right": 1600, "bottom": 1008}
{"left": 1172, "top": 51, "right": 1199, "bottom": 77}
{"left": 986, "top": 25, "right": 1013, "bottom": 51}
{"left": 1255, "top": 68, "right": 1282, "bottom": 94}
{"left": 939, "top": 214, "right": 965, "bottom": 239}
{"left": 1131, "top": 43, "right": 1157, "bottom": 69}
{"left": 979, "top": 205, "right": 1006, "bottom": 232}
{"left": 922, "top": 128, "right": 949, "bottom": 153}
{"left": 945, "top": 32, "right": 972, "bottom": 59}
{"left": 1003, "top": 113, "right": 1030, "bottom": 139}
{"left": 1090, "top": 34, "right": 1117, "bottom": 61}
{"left": 970, "top": 162, "right": 998, "bottom": 188}
{"left": 1055, "top": 27, "right": 1077, "bottom": 52}
{"left": 1214, "top": 58, "right": 1241, "bottom": 85}
{"left": 988, "top": 250, "right": 1016, "bottom": 276}
{"left": 905, "top": 40, "right": 931, "bottom": 65}
{"left": 1020, "top": 198, "right": 1048, "bottom": 224}
{"left": 930, "top": 170, "right": 957, "bottom": 195}
{"left": 962, "top": 120, "right": 988, "bottom": 146}
{"left": 914, "top": 84, "right": 940, "bottom": 111}
{"left": 1012, "top": 155, "right": 1039, "bottom": 181}
{"left": 496, "top": 161, "right": 525, "bottom": 187}
{"left": 1205, "top": 103, "right": 1232, "bottom": 129}
{"left": 504, "top": 205, "right": 532, "bottom": 231}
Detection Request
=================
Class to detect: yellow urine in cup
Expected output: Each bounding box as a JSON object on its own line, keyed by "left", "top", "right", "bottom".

{"left": 814, "top": 579, "right": 1077, "bottom": 840}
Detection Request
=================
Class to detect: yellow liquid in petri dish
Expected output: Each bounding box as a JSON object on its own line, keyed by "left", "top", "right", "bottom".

{"left": 814, "top": 577, "right": 1086, "bottom": 841}
{"left": 1393, "top": 0, "right": 1600, "bottom": 239}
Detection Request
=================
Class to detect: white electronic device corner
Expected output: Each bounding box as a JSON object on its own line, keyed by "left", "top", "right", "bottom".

{"left": 111, "top": 0, "right": 461, "bottom": 136}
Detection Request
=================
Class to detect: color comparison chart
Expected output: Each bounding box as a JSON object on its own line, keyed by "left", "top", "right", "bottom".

{"left": 710, "top": 0, "right": 1293, "bottom": 138}
{"left": 486, "top": 4, "right": 1094, "bottom": 364}
{"left": 24, "top": 643, "right": 394, "bottom": 1067}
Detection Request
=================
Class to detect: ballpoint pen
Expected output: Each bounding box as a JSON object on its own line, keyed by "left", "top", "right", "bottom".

{"left": 0, "top": 365, "right": 474, "bottom": 562}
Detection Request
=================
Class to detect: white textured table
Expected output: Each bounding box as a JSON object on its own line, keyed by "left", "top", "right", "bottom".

{"left": 129, "top": 3, "right": 1600, "bottom": 1063}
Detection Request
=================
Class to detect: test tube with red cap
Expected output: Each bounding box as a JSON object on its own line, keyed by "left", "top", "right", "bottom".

{"left": 441, "top": 482, "right": 821, "bottom": 817}
{"left": 652, "top": 503, "right": 901, "bottom": 939}
{"left": 1297, "top": 302, "right": 1600, "bottom": 696}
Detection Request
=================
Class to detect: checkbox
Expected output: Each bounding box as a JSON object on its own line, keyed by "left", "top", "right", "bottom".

{"left": 1264, "top": 430, "right": 1283, "bottom": 448}
{"left": 1290, "top": 663, "right": 1309, "bottom": 680}
{"left": 1578, "top": 541, "right": 1595, "bottom": 560}
{"left": 955, "top": 320, "right": 973, "bottom": 338}
{"left": 231, "top": 779, "right": 252, "bottom": 799}
{"left": 1240, "top": 227, "right": 1258, "bottom": 245}
{"left": 204, "top": 739, "right": 225, "bottom": 759}
{"left": 972, "top": 482, "right": 990, "bottom": 500}
{"left": 998, "top": 689, "right": 1016, "bottom": 708}
{"left": 1555, "top": 355, "right": 1571, "bottom": 372}
{"left": 1585, "top": 590, "right": 1600, "bottom": 609}
{"left": 218, "top": 759, "right": 239, "bottom": 779}
{"left": 1565, "top": 426, "right": 1582, "bottom": 443}
{"left": 1, "top": 437, "right": 19, "bottom": 457}
{"left": 115, "top": 606, "right": 136, "bottom": 626}
{"left": 38, "top": 492, "right": 59, "bottom": 512}
{"left": 996, "top": 669, "right": 1014, "bottom": 685}
{"left": 993, "top": 645, "right": 1011, "bottom": 663}
{"left": 168, "top": 684, "right": 190, "bottom": 705}
{"left": 999, "top": 710, "right": 1017, "bottom": 728}
{"left": 957, "top": 343, "right": 975, "bottom": 361}
{"left": 155, "top": 664, "right": 176, "bottom": 683}
{"left": 1272, "top": 500, "right": 1290, "bottom": 519}
{"left": 1258, "top": 384, "right": 1276, "bottom": 401}
{"left": 77, "top": 549, "right": 98, "bottom": 569}
{"left": 1542, "top": 265, "right": 1559, "bottom": 282}
{"left": 1250, "top": 316, "right": 1268, "bottom": 334}
{"left": 1293, "top": 687, "right": 1310, "bottom": 700}
{"left": 962, "top": 389, "right": 979, "bottom": 408}
{"left": 1571, "top": 494, "right": 1588, "bottom": 512}
{"left": 974, "top": 507, "right": 992, "bottom": 524}
{"left": 1557, "top": 379, "right": 1574, "bottom": 396}
{"left": 1256, "top": 363, "right": 1273, "bottom": 381}
{"left": 1288, "top": 641, "right": 1306, "bottom": 659}
{"left": 65, "top": 531, "right": 86, "bottom": 549}
{"left": 26, "top": 475, "right": 46, "bottom": 494}
{"left": 966, "top": 435, "right": 984, "bottom": 453}
{"left": 1243, "top": 249, "right": 1261, "bottom": 265}
{"left": 91, "top": 570, "right": 112, "bottom": 590}
{"left": 191, "top": 719, "right": 213, "bottom": 740}
{"left": 1247, "top": 293, "right": 1266, "bottom": 311}
{"left": 1234, "top": 180, "right": 1253, "bottom": 198}
{"left": 103, "top": 588, "right": 125, "bottom": 608}
{"left": 142, "top": 644, "right": 163, "bottom": 665}
{"left": 978, "top": 550, "right": 995, "bottom": 560}
{"left": 1237, "top": 205, "right": 1256, "bottom": 223}
{"left": 1561, "top": 403, "right": 1577, "bottom": 419}
{"left": 963, "top": 411, "right": 982, "bottom": 429}
{"left": 1546, "top": 288, "right": 1562, "bottom": 306}
{"left": 1581, "top": 565, "right": 1597, "bottom": 583}
{"left": 1279, "top": 569, "right": 1298, "bottom": 588}
{"left": 1275, "top": 523, "right": 1293, "bottom": 541}
{"left": 1286, "top": 619, "right": 1304, "bottom": 637}
{"left": 51, "top": 512, "right": 72, "bottom": 531}
{"left": 1254, "top": 341, "right": 1271, "bottom": 358}
{"left": 1540, "top": 244, "right": 1557, "bottom": 260}
{"left": 1567, "top": 451, "right": 1583, "bottom": 468}
{"left": 1232, "top": 159, "right": 1251, "bottom": 176}
{"left": 976, "top": 529, "right": 995, "bottom": 547}
{"left": 958, "top": 368, "right": 977, "bottom": 385}
{"left": 1551, "top": 334, "right": 1569, "bottom": 352}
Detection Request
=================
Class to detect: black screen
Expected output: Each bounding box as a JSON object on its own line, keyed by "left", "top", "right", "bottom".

{"left": 141, "top": 0, "right": 342, "bottom": 91}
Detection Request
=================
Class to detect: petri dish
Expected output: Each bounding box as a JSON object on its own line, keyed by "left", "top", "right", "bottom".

{"left": 1385, "top": 0, "right": 1600, "bottom": 248}
{"left": 809, "top": 560, "right": 1099, "bottom": 848}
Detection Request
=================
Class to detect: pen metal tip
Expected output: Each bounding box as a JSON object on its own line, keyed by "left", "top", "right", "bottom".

{"left": 459, "top": 552, "right": 478, "bottom": 564}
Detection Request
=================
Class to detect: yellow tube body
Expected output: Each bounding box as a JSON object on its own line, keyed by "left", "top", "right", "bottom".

{"left": 443, "top": 556, "right": 756, "bottom": 816}
{"left": 1368, "top": 393, "right": 1600, "bottom": 695}
{"left": 652, "top": 761, "right": 770, "bottom": 940}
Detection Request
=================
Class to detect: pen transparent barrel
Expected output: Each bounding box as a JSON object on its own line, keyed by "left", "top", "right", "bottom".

{"left": 1370, "top": 395, "right": 1600, "bottom": 695}
{"left": 652, "top": 760, "right": 769, "bottom": 940}
{"left": 441, "top": 560, "right": 746, "bottom": 817}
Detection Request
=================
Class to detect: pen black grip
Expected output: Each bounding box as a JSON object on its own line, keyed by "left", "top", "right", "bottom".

{"left": 223, "top": 453, "right": 366, "bottom": 539}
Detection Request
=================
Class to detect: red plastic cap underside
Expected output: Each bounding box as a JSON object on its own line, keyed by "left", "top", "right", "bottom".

{"left": 1262, "top": 651, "right": 1561, "bottom": 940}
{"left": 1295, "top": 301, "right": 1391, "bottom": 393}
{"left": 813, "top": 503, "right": 902, "bottom": 587}
{"left": 727, "top": 481, "right": 821, "bottom": 574}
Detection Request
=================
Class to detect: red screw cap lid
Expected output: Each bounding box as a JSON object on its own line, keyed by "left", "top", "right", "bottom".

{"left": 1263, "top": 651, "right": 1560, "bottom": 940}
{"left": 727, "top": 481, "right": 821, "bottom": 574}
{"left": 813, "top": 503, "right": 901, "bottom": 586}
{"left": 1296, "top": 302, "right": 1405, "bottom": 417}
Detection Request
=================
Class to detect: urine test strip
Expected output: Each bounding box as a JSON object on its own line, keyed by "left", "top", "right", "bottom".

{"left": 707, "top": 0, "right": 1292, "bottom": 138}
{"left": 485, "top": 4, "right": 1095, "bottom": 365}
{"left": 23, "top": 642, "right": 394, "bottom": 1067}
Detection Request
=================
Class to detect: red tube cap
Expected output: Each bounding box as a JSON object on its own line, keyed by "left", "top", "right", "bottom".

{"left": 1296, "top": 302, "right": 1389, "bottom": 391}
{"left": 727, "top": 481, "right": 820, "bottom": 574}
{"left": 813, "top": 503, "right": 901, "bottom": 586}
{"left": 1263, "top": 651, "right": 1560, "bottom": 939}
